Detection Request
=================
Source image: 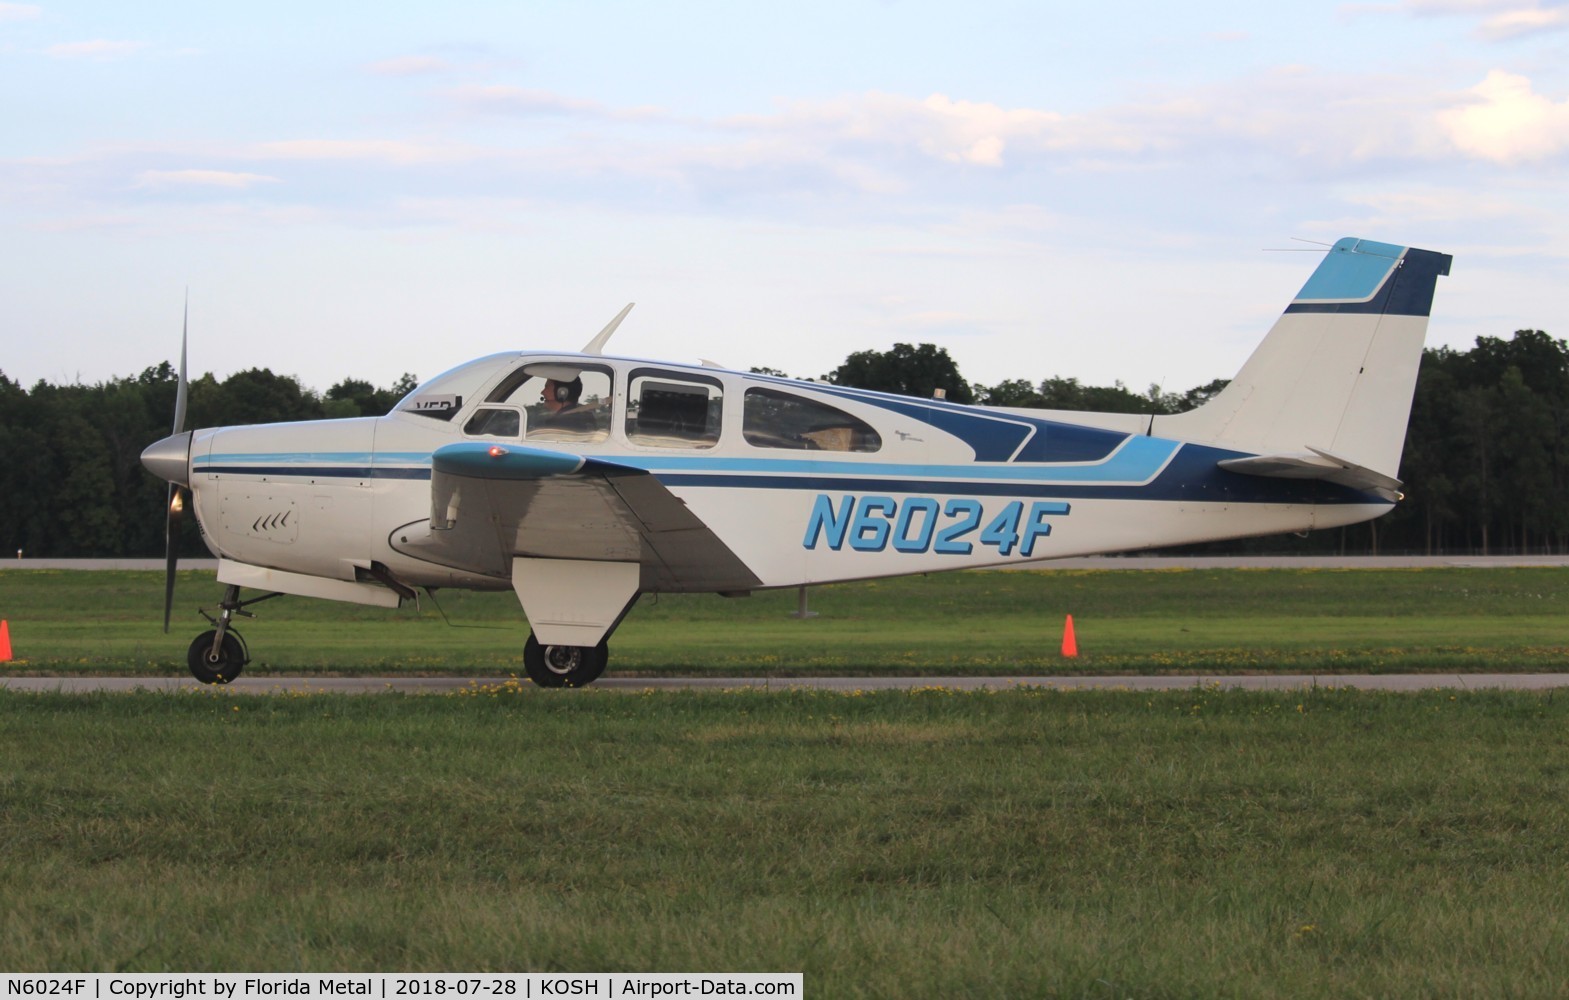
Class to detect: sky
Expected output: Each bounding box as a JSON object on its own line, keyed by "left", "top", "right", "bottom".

{"left": 3, "top": 1, "right": 1567, "bottom": 399}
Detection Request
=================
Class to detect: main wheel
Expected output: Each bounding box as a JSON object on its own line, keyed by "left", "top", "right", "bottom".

{"left": 187, "top": 629, "right": 247, "bottom": 685}
{"left": 523, "top": 634, "right": 608, "bottom": 688}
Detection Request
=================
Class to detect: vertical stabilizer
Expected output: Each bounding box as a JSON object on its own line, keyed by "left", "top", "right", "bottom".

{"left": 1154, "top": 237, "right": 1452, "bottom": 479}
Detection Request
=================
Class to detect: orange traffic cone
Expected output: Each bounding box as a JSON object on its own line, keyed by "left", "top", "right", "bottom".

{"left": 1061, "top": 614, "right": 1078, "bottom": 658}
{"left": 0, "top": 620, "right": 11, "bottom": 663}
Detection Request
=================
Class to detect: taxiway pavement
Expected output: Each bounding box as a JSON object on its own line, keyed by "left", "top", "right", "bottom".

{"left": 4, "top": 674, "right": 1569, "bottom": 694}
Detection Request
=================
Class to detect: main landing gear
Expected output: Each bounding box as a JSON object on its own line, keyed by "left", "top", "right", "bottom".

{"left": 185, "top": 584, "right": 283, "bottom": 684}
{"left": 523, "top": 633, "right": 608, "bottom": 688}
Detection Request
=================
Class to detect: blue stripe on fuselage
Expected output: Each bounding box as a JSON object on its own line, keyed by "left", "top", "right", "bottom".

{"left": 649, "top": 445, "right": 1383, "bottom": 506}
{"left": 600, "top": 435, "right": 1179, "bottom": 483}
{"left": 197, "top": 437, "right": 1177, "bottom": 486}
{"left": 192, "top": 440, "right": 1386, "bottom": 506}
{"left": 198, "top": 465, "right": 432, "bottom": 480}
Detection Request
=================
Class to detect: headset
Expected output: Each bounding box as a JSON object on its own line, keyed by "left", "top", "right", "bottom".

{"left": 551, "top": 377, "right": 582, "bottom": 404}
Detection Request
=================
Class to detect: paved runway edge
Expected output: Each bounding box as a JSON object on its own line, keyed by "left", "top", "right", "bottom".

{"left": 5, "top": 674, "right": 1569, "bottom": 694}
{"left": 8, "top": 555, "right": 1569, "bottom": 571}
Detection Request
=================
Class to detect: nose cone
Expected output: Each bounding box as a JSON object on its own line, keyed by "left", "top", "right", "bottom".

{"left": 141, "top": 431, "right": 193, "bottom": 487}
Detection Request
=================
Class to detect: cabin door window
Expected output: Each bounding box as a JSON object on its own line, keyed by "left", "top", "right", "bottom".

{"left": 625, "top": 370, "right": 723, "bottom": 449}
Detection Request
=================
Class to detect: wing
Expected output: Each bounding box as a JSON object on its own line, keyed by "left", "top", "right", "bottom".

{"left": 393, "top": 441, "right": 761, "bottom": 593}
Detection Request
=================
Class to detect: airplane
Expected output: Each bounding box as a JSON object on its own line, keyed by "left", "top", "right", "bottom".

{"left": 141, "top": 236, "right": 1451, "bottom": 687}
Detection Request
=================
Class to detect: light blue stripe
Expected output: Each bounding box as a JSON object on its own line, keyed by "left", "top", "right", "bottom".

{"left": 607, "top": 436, "right": 1179, "bottom": 483}
{"left": 201, "top": 451, "right": 433, "bottom": 467}
{"left": 197, "top": 436, "right": 1181, "bottom": 484}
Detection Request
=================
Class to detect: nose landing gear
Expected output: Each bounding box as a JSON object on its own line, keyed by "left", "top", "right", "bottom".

{"left": 185, "top": 584, "right": 283, "bottom": 684}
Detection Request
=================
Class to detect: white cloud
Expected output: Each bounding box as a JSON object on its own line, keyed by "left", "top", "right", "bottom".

{"left": 725, "top": 92, "right": 1139, "bottom": 169}
{"left": 13, "top": 66, "right": 1562, "bottom": 248}
{"left": 1399, "top": 0, "right": 1521, "bottom": 12}
{"left": 47, "top": 39, "right": 147, "bottom": 59}
{"left": 445, "top": 85, "right": 664, "bottom": 121}
{"left": 134, "top": 169, "right": 280, "bottom": 189}
{"left": 712, "top": 71, "right": 1478, "bottom": 179}
{"left": 1302, "top": 186, "right": 1547, "bottom": 243}
{"left": 248, "top": 139, "right": 473, "bottom": 164}
{"left": 914, "top": 94, "right": 1065, "bottom": 164}
{"left": 0, "top": 3, "right": 39, "bottom": 23}
{"left": 1438, "top": 70, "right": 1569, "bottom": 162}
{"left": 1477, "top": 5, "right": 1568, "bottom": 37}
{"left": 366, "top": 55, "right": 450, "bottom": 77}
{"left": 1367, "top": 0, "right": 1569, "bottom": 39}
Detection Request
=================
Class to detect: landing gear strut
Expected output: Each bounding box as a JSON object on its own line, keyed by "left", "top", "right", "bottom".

{"left": 185, "top": 585, "right": 282, "bottom": 684}
{"left": 523, "top": 633, "right": 608, "bottom": 688}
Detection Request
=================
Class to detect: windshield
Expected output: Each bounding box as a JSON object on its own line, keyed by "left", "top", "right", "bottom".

{"left": 394, "top": 353, "right": 516, "bottom": 421}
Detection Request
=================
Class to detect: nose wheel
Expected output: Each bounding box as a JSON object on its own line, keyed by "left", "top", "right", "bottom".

{"left": 187, "top": 628, "right": 248, "bottom": 684}
{"left": 523, "top": 633, "right": 608, "bottom": 688}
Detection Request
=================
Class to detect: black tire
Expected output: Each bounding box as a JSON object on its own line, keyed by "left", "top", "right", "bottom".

{"left": 523, "top": 634, "right": 608, "bottom": 688}
{"left": 187, "top": 629, "right": 247, "bottom": 685}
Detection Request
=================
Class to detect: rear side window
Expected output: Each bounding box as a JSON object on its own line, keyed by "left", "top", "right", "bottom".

{"left": 743, "top": 388, "right": 881, "bottom": 452}
{"left": 626, "top": 370, "right": 723, "bottom": 449}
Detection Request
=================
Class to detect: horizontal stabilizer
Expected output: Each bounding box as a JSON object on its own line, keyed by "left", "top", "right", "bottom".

{"left": 1218, "top": 446, "right": 1402, "bottom": 501}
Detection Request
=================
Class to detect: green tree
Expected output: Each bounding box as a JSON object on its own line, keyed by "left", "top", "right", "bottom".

{"left": 217, "top": 369, "right": 324, "bottom": 425}
{"left": 973, "top": 378, "right": 1041, "bottom": 407}
{"left": 1033, "top": 377, "right": 1155, "bottom": 414}
{"left": 326, "top": 374, "right": 417, "bottom": 418}
{"left": 825, "top": 343, "right": 973, "bottom": 403}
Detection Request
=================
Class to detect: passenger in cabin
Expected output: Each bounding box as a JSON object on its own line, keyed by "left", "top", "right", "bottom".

{"left": 540, "top": 377, "right": 599, "bottom": 435}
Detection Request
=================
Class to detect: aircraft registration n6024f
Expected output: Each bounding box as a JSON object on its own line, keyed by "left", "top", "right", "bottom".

{"left": 141, "top": 237, "right": 1451, "bottom": 687}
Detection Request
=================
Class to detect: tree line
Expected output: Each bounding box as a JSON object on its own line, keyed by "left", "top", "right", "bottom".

{"left": 1, "top": 330, "right": 1562, "bottom": 557}
{"left": 0, "top": 366, "right": 414, "bottom": 558}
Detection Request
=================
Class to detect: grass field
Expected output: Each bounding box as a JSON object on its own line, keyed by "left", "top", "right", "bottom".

{"left": 1, "top": 566, "right": 1568, "bottom": 675}
{"left": 3, "top": 684, "right": 1569, "bottom": 996}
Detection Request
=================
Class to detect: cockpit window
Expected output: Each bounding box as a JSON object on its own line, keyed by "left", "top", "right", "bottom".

{"left": 487, "top": 362, "right": 612, "bottom": 444}
{"left": 743, "top": 388, "right": 881, "bottom": 453}
{"left": 462, "top": 406, "right": 521, "bottom": 439}
{"left": 626, "top": 369, "right": 722, "bottom": 449}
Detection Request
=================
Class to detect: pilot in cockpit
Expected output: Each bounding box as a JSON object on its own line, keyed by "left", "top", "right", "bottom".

{"left": 540, "top": 377, "right": 599, "bottom": 434}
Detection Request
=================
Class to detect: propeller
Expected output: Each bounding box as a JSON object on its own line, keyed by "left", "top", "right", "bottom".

{"left": 161, "top": 300, "right": 190, "bottom": 632}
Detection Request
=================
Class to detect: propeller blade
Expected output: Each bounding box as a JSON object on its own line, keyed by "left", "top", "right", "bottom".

{"left": 163, "top": 484, "right": 183, "bottom": 633}
{"left": 172, "top": 295, "right": 189, "bottom": 435}
{"left": 163, "top": 299, "right": 190, "bottom": 633}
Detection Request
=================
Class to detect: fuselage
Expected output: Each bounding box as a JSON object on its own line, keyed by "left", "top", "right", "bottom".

{"left": 175, "top": 350, "right": 1389, "bottom": 596}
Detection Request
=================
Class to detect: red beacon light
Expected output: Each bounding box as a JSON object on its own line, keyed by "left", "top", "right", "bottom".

{"left": 488, "top": 445, "right": 508, "bottom": 458}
